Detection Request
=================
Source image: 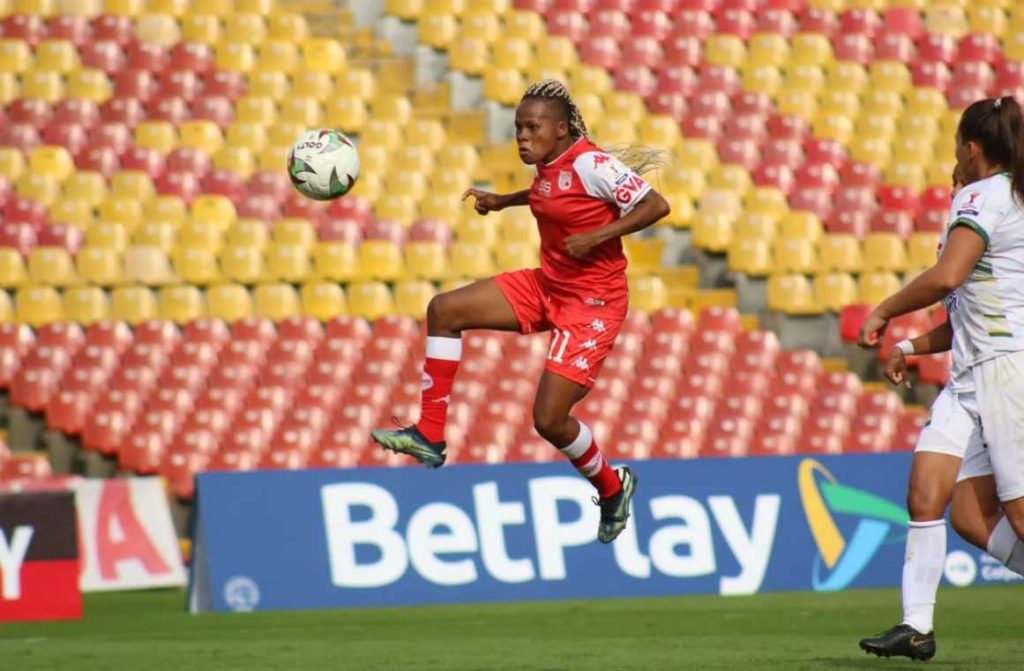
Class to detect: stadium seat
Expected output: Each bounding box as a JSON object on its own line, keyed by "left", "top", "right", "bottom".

{"left": 206, "top": 283, "right": 253, "bottom": 323}
{"left": 158, "top": 285, "right": 205, "bottom": 324}
{"left": 16, "top": 286, "right": 63, "bottom": 327}
{"left": 300, "top": 282, "right": 346, "bottom": 321}
{"left": 253, "top": 283, "right": 300, "bottom": 322}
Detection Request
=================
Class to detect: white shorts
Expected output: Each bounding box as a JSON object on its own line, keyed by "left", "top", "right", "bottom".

{"left": 960, "top": 350, "right": 1024, "bottom": 502}
{"left": 916, "top": 386, "right": 981, "bottom": 459}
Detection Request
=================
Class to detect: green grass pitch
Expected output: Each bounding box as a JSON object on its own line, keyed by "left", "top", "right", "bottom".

{"left": 1, "top": 586, "right": 1020, "bottom": 670}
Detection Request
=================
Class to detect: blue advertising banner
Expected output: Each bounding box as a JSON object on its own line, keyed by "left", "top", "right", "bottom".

{"left": 188, "top": 454, "right": 1016, "bottom": 613}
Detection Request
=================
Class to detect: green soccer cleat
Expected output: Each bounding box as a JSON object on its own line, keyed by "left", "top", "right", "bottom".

{"left": 594, "top": 466, "right": 638, "bottom": 544}
{"left": 370, "top": 425, "right": 447, "bottom": 469}
{"left": 859, "top": 624, "right": 936, "bottom": 661}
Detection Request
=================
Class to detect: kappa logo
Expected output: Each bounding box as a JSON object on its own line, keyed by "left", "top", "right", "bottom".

{"left": 581, "top": 339, "right": 598, "bottom": 350}
{"left": 589, "top": 319, "right": 606, "bottom": 334}
{"left": 572, "top": 357, "right": 590, "bottom": 371}
{"left": 798, "top": 459, "right": 908, "bottom": 591}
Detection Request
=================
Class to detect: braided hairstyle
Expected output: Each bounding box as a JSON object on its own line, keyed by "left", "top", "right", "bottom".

{"left": 521, "top": 79, "right": 666, "bottom": 176}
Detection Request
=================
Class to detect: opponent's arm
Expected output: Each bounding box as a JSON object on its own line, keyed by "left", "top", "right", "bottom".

{"left": 885, "top": 319, "right": 952, "bottom": 388}
{"left": 565, "top": 190, "right": 670, "bottom": 258}
{"left": 462, "top": 188, "right": 530, "bottom": 215}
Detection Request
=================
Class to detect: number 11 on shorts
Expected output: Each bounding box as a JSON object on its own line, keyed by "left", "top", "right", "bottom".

{"left": 548, "top": 329, "right": 571, "bottom": 363}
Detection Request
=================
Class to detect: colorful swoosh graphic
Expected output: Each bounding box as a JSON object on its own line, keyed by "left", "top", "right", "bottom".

{"left": 799, "top": 459, "right": 909, "bottom": 591}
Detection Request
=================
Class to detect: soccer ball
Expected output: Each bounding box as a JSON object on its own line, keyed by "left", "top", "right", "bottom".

{"left": 287, "top": 129, "right": 360, "bottom": 200}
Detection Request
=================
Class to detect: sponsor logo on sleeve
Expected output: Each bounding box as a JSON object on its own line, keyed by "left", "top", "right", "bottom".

{"left": 957, "top": 191, "right": 985, "bottom": 216}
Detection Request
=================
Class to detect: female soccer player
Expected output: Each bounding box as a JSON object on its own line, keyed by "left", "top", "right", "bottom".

{"left": 371, "top": 80, "right": 671, "bottom": 544}
{"left": 858, "top": 97, "right": 1024, "bottom": 660}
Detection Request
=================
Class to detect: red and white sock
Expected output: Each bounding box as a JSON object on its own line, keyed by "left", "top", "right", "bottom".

{"left": 415, "top": 336, "right": 461, "bottom": 443}
{"left": 559, "top": 421, "right": 622, "bottom": 499}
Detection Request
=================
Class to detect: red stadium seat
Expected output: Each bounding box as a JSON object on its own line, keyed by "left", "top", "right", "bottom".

{"left": 126, "top": 41, "right": 170, "bottom": 74}
{"left": 591, "top": 10, "right": 630, "bottom": 39}
{"left": 2, "top": 14, "right": 45, "bottom": 45}
{"left": 715, "top": 8, "right": 755, "bottom": 38}
{"left": 797, "top": 430, "right": 843, "bottom": 456}
{"left": 9, "top": 100, "right": 52, "bottom": 127}
{"left": 696, "top": 65, "right": 740, "bottom": 95}
{"left": 579, "top": 36, "right": 622, "bottom": 71}
{"left": 749, "top": 433, "right": 797, "bottom": 457}
{"left": 113, "top": 71, "right": 156, "bottom": 101}
{"left": 48, "top": 15, "right": 92, "bottom": 46}
{"left": 547, "top": 10, "right": 589, "bottom": 42}
{"left": 205, "top": 71, "right": 247, "bottom": 100}
{"left": 207, "top": 448, "right": 259, "bottom": 473}
{"left": 0, "top": 222, "right": 37, "bottom": 256}
{"left": 917, "top": 352, "right": 951, "bottom": 386}
{"left": 912, "top": 62, "right": 951, "bottom": 92}
{"left": 81, "top": 41, "right": 126, "bottom": 73}
{"left": 0, "top": 124, "right": 41, "bottom": 153}
{"left": 160, "top": 450, "right": 209, "bottom": 499}
{"left": 2, "top": 453, "right": 52, "bottom": 480}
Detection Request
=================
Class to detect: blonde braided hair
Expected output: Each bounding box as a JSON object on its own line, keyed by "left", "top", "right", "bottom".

{"left": 521, "top": 79, "right": 667, "bottom": 176}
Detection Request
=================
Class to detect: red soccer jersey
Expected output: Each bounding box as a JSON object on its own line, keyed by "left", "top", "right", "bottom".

{"left": 528, "top": 137, "right": 653, "bottom": 309}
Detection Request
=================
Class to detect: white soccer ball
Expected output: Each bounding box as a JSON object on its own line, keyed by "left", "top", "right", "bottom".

{"left": 287, "top": 129, "right": 360, "bottom": 200}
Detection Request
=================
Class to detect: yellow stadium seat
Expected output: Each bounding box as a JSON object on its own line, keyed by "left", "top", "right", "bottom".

{"left": 927, "top": 160, "right": 957, "bottom": 189}
{"left": 236, "top": 96, "right": 277, "bottom": 125}
{"left": 300, "top": 281, "right": 346, "bottom": 321}
{"left": 744, "top": 188, "right": 787, "bottom": 219}
{"left": 171, "top": 248, "right": 219, "bottom": 285}
{"left": 403, "top": 241, "right": 449, "bottom": 282}
{"left": 386, "top": 0, "right": 424, "bottom": 20}
{"left": 270, "top": 220, "right": 316, "bottom": 251}
{"left": 0, "top": 39, "right": 31, "bottom": 73}
{"left": 104, "top": 0, "right": 142, "bottom": 15}
{"left": 110, "top": 171, "right": 155, "bottom": 201}
{"left": 748, "top": 33, "right": 790, "bottom": 67}
{"left": 459, "top": 12, "right": 501, "bottom": 43}
{"left": 253, "top": 283, "right": 299, "bottom": 322}
{"left": 891, "top": 138, "right": 934, "bottom": 167}
{"left": 29, "top": 146, "right": 74, "bottom": 181}
{"left": 629, "top": 276, "right": 667, "bottom": 314}
{"left": 623, "top": 237, "right": 665, "bottom": 275}
{"left": 781, "top": 64, "right": 825, "bottom": 94}
{"left": 708, "top": 166, "right": 751, "bottom": 194}
{"left": 734, "top": 214, "right": 777, "bottom": 240}
{"left": 925, "top": 4, "right": 968, "bottom": 37}
{"left": 637, "top": 115, "right": 681, "bottom": 148}
{"left": 570, "top": 93, "right": 604, "bottom": 132}
{"left": 221, "top": 246, "right": 266, "bottom": 284}
{"left": 159, "top": 285, "right": 205, "bottom": 324}
{"left": 789, "top": 33, "right": 833, "bottom": 67}
{"left": 135, "top": 121, "right": 178, "bottom": 153}
{"left": 862, "top": 233, "right": 908, "bottom": 272}
{"left": 861, "top": 90, "right": 904, "bottom": 118}
{"left": 1007, "top": 33, "right": 1024, "bottom": 62}
{"left": 148, "top": 0, "right": 188, "bottom": 15}
{"left": 603, "top": 91, "right": 645, "bottom": 124}
{"left": 499, "top": 208, "right": 540, "bottom": 245}
{"left": 312, "top": 242, "right": 355, "bottom": 283}
{"left": 279, "top": 97, "right": 323, "bottom": 126}
{"left": 325, "top": 96, "right": 368, "bottom": 133}
{"left": 484, "top": 68, "right": 526, "bottom": 106}
{"left": 177, "top": 222, "right": 223, "bottom": 252}
{"left": 248, "top": 71, "right": 289, "bottom": 99}
{"left": 705, "top": 34, "right": 746, "bottom": 68}
{"left": 818, "top": 90, "right": 860, "bottom": 118}
{"left": 691, "top": 213, "right": 734, "bottom": 252}
{"left": 907, "top": 233, "right": 940, "bottom": 270}
{"left": 354, "top": 241, "right": 403, "bottom": 282}
{"left": 372, "top": 95, "right": 413, "bottom": 125}
{"left": 27, "top": 247, "right": 76, "bottom": 287}
{"left": 449, "top": 242, "right": 495, "bottom": 280}
{"left": 268, "top": 122, "right": 306, "bottom": 149}
{"left": 814, "top": 272, "right": 859, "bottom": 312}
{"left": 132, "top": 221, "right": 176, "bottom": 251}
{"left": 419, "top": 12, "right": 459, "bottom": 49}
{"left": 16, "top": 287, "right": 63, "bottom": 327}
{"left": 215, "top": 43, "right": 254, "bottom": 73}
{"left": 883, "top": 164, "right": 926, "bottom": 191}
{"left": 359, "top": 119, "right": 403, "bottom": 151}
{"left": 0, "top": 148, "right": 20, "bottom": 182}
{"left": 206, "top": 283, "right": 253, "bottom": 323}
{"left": 455, "top": 217, "right": 497, "bottom": 247}
{"left": 448, "top": 37, "right": 489, "bottom": 76}
{"left": 68, "top": 68, "right": 111, "bottom": 103}
{"left": 374, "top": 195, "right": 418, "bottom": 223}
{"left": 50, "top": 200, "right": 95, "bottom": 229}
{"left": 21, "top": 70, "right": 63, "bottom": 102}
{"left": 180, "top": 14, "right": 220, "bottom": 44}
{"left": 0, "top": 249, "right": 26, "bottom": 288}
{"left": 76, "top": 248, "right": 122, "bottom": 286}
{"left": 825, "top": 61, "right": 868, "bottom": 93}
{"left": 125, "top": 247, "right": 174, "bottom": 285}
{"left": 428, "top": 171, "right": 469, "bottom": 199}
{"left": 347, "top": 282, "right": 394, "bottom": 321}
{"left": 394, "top": 281, "right": 434, "bottom": 319}
{"left": 17, "top": 0, "right": 55, "bottom": 14}
{"left": 191, "top": 195, "right": 237, "bottom": 229}
{"left": 16, "top": 174, "right": 60, "bottom": 206}
{"left": 226, "top": 122, "right": 267, "bottom": 153}
{"left": 437, "top": 144, "right": 481, "bottom": 177}
{"left": 775, "top": 91, "right": 818, "bottom": 121}
{"left": 869, "top": 61, "right": 912, "bottom": 93}
{"left": 0, "top": 72, "right": 17, "bottom": 105}
{"left": 179, "top": 120, "right": 224, "bottom": 154}
{"left": 854, "top": 115, "right": 896, "bottom": 142}
{"left": 145, "top": 196, "right": 188, "bottom": 226}
{"left": 135, "top": 13, "right": 181, "bottom": 46}
{"left": 336, "top": 67, "right": 376, "bottom": 102}
{"left": 772, "top": 238, "right": 818, "bottom": 274}
{"left": 224, "top": 13, "right": 266, "bottom": 43}
{"left": 850, "top": 137, "right": 891, "bottom": 165}
{"left": 778, "top": 212, "right": 822, "bottom": 242}
{"left": 495, "top": 243, "right": 539, "bottom": 272}
{"left": 62, "top": 171, "right": 107, "bottom": 205}
{"left": 742, "top": 65, "right": 782, "bottom": 95}
{"left": 35, "top": 40, "right": 78, "bottom": 73}
{"left": 86, "top": 222, "right": 129, "bottom": 250}
{"left": 212, "top": 147, "right": 255, "bottom": 179}
{"left": 812, "top": 114, "right": 854, "bottom": 144}
{"left": 533, "top": 35, "right": 575, "bottom": 70}
{"left": 63, "top": 286, "right": 110, "bottom": 325}
{"left": 111, "top": 286, "right": 157, "bottom": 324}
{"left": 905, "top": 89, "right": 947, "bottom": 118}
{"left": 292, "top": 71, "right": 332, "bottom": 100}
{"left": 268, "top": 13, "right": 308, "bottom": 42}
{"left": 818, "top": 235, "right": 863, "bottom": 273}
{"left": 225, "top": 219, "right": 268, "bottom": 250}
{"left": 492, "top": 38, "right": 532, "bottom": 70}
{"left": 767, "top": 274, "right": 818, "bottom": 315}
{"left": 301, "top": 39, "right": 345, "bottom": 74}
{"left": 727, "top": 238, "right": 772, "bottom": 276}
{"left": 266, "top": 244, "right": 311, "bottom": 283}
{"left": 858, "top": 271, "right": 902, "bottom": 305}
{"left": 387, "top": 171, "right": 429, "bottom": 201}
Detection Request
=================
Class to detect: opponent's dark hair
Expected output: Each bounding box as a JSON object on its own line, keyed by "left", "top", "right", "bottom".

{"left": 958, "top": 96, "right": 1024, "bottom": 205}
{"left": 521, "top": 79, "right": 666, "bottom": 175}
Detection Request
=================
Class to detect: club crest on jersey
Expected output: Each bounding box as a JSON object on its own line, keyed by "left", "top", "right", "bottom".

{"left": 957, "top": 191, "right": 985, "bottom": 216}
{"left": 538, "top": 179, "right": 552, "bottom": 197}
{"left": 558, "top": 170, "right": 572, "bottom": 191}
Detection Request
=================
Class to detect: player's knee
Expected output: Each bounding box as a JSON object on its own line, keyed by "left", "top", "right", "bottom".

{"left": 532, "top": 406, "right": 567, "bottom": 444}
{"left": 427, "top": 293, "right": 460, "bottom": 333}
{"left": 906, "top": 485, "right": 946, "bottom": 522}
{"left": 950, "top": 502, "right": 988, "bottom": 549}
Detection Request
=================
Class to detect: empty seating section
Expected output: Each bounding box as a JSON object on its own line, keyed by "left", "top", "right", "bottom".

{"left": 0, "top": 308, "right": 922, "bottom": 495}
{"left": 2, "top": 0, "right": 983, "bottom": 485}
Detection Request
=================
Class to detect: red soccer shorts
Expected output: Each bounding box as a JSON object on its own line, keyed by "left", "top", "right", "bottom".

{"left": 494, "top": 268, "right": 626, "bottom": 388}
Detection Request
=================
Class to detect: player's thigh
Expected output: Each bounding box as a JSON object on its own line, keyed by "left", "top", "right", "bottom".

{"left": 906, "top": 451, "right": 961, "bottom": 521}
{"left": 975, "top": 353, "right": 1024, "bottom": 502}
{"left": 532, "top": 369, "right": 589, "bottom": 431}
{"left": 950, "top": 476, "right": 1001, "bottom": 549}
{"left": 427, "top": 278, "right": 520, "bottom": 332}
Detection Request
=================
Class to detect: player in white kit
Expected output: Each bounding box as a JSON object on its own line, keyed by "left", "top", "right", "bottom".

{"left": 857, "top": 97, "right": 1024, "bottom": 660}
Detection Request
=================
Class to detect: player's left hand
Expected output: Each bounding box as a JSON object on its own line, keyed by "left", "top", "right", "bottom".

{"left": 858, "top": 310, "right": 889, "bottom": 348}
{"left": 565, "top": 232, "right": 600, "bottom": 259}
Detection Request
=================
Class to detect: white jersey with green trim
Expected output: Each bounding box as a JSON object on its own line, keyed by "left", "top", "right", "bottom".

{"left": 940, "top": 173, "right": 1024, "bottom": 369}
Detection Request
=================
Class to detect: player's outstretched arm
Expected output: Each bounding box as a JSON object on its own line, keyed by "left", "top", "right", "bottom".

{"left": 565, "top": 190, "right": 670, "bottom": 259}
{"left": 461, "top": 188, "right": 530, "bottom": 215}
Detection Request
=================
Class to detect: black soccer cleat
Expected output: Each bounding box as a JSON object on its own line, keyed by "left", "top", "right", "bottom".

{"left": 859, "top": 624, "right": 936, "bottom": 661}
{"left": 370, "top": 425, "right": 447, "bottom": 469}
{"left": 594, "top": 466, "right": 638, "bottom": 544}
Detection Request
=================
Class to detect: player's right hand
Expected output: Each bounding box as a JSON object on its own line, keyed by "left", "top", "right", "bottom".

{"left": 462, "top": 188, "right": 503, "bottom": 215}
{"left": 884, "top": 348, "right": 911, "bottom": 388}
